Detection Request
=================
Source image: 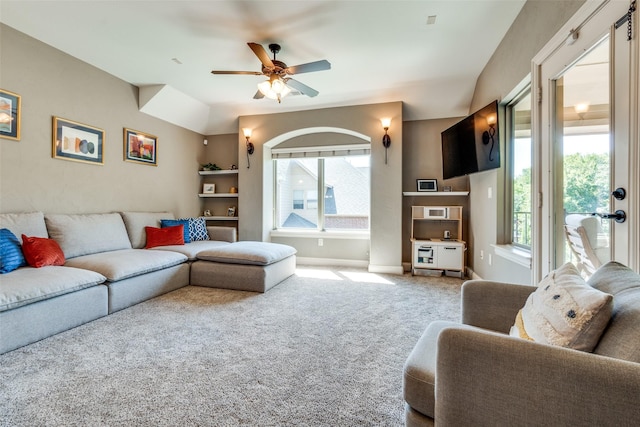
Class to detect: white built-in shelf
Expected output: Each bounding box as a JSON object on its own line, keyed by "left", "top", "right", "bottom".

{"left": 204, "top": 216, "right": 238, "bottom": 221}
{"left": 198, "top": 193, "right": 239, "bottom": 198}
{"left": 198, "top": 169, "right": 239, "bottom": 176}
{"left": 403, "top": 191, "right": 469, "bottom": 197}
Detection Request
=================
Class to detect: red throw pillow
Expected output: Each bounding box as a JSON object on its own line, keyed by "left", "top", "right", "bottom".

{"left": 21, "top": 235, "right": 66, "bottom": 267}
{"left": 145, "top": 225, "right": 185, "bottom": 249}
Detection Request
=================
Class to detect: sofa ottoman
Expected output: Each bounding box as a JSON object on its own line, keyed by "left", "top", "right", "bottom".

{"left": 190, "top": 241, "right": 296, "bottom": 292}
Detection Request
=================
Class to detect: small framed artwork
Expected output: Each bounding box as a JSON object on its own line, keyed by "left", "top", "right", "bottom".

{"left": 417, "top": 179, "right": 438, "bottom": 192}
{"left": 202, "top": 183, "right": 216, "bottom": 194}
{"left": 52, "top": 117, "right": 104, "bottom": 165}
{"left": 227, "top": 206, "right": 236, "bottom": 217}
{"left": 124, "top": 128, "right": 157, "bottom": 166}
{"left": 0, "top": 89, "right": 21, "bottom": 141}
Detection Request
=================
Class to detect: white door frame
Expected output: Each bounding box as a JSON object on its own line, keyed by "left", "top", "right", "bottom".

{"left": 532, "top": 0, "right": 639, "bottom": 281}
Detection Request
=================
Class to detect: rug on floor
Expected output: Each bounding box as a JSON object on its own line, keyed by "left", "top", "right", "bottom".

{"left": 0, "top": 267, "right": 463, "bottom": 427}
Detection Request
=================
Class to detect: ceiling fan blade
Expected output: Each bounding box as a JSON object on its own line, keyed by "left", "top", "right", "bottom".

{"left": 253, "top": 90, "right": 265, "bottom": 100}
{"left": 285, "top": 60, "right": 331, "bottom": 75}
{"left": 248, "top": 42, "right": 274, "bottom": 69}
{"left": 286, "top": 78, "right": 319, "bottom": 97}
{"left": 211, "top": 70, "right": 263, "bottom": 75}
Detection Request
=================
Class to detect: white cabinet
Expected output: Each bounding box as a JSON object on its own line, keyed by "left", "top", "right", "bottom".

{"left": 410, "top": 205, "right": 466, "bottom": 276}
{"left": 413, "top": 240, "right": 465, "bottom": 271}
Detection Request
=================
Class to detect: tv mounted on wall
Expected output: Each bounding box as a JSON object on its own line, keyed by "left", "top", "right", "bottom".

{"left": 441, "top": 100, "right": 500, "bottom": 180}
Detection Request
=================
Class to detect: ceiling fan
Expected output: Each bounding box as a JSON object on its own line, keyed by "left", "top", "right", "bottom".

{"left": 211, "top": 42, "right": 331, "bottom": 103}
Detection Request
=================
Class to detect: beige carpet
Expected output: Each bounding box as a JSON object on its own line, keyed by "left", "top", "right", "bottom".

{"left": 0, "top": 266, "right": 463, "bottom": 426}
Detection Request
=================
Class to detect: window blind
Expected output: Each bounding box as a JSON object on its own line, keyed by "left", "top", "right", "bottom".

{"left": 271, "top": 143, "right": 370, "bottom": 159}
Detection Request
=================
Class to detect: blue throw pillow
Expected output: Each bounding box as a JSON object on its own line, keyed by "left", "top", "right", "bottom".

{"left": 160, "top": 219, "right": 191, "bottom": 243}
{"left": 0, "top": 228, "right": 27, "bottom": 274}
{"left": 179, "top": 217, "right": 210, "bottom": 242}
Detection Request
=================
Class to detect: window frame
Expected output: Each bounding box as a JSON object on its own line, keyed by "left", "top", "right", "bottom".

{"left": 505, "top": 85, "right": 533, "bottom": 250}
{"left": 273, "top": 155, "right": 370, "bottom": 233}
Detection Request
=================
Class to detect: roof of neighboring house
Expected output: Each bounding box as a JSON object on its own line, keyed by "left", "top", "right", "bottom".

{"left": 276, "top": 157, "right": 369, "bottom": 216}
{"left": 282, "top": 212, "right": 316, "bottom": 228}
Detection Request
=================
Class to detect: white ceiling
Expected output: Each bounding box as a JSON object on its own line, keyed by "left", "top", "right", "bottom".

{"left": 0, "top": 0, "right": 526, "bottom": 135}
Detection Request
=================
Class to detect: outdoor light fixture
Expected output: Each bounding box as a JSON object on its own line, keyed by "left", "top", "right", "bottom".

{"left": 243, "top": 128, "right": 254, "bottom": 169}
{"left": 482, "top": 114, "right": 497, "bottom": 161}
{"left": 381, "top": 118, "right": 391, "bottom": 164}
{"left": 257, "top": 75, "right": 291, "bottom": 103}
{"left": 574, "top": 102, "right": 590, "bottom": 120}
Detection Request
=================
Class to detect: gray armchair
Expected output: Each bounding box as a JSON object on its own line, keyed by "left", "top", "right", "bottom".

{"left": 403, "top": 261, "right": 640, "bottom": 426}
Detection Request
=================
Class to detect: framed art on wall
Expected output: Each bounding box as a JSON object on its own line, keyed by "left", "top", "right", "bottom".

{"left": 124, "top": 128, "right": 157, "bottom": 166}
{"left": 0, "top": 89, "right": 22, "bottom": 141}
{"left": 52, "top": 117, "right": 104, "bottom": 164}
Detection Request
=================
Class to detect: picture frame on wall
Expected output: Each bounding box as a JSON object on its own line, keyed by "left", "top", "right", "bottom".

{"left": 417, "top": 179, "right": 438, "bottom": 192}
{"left": 124, "top": 128, "right": 157, "bottom": 166}
{"left": 52, "top": 116, "right": 104, "bottom": 165}
{"left": 0, "top": 89, "right": 22, "bottom": 141}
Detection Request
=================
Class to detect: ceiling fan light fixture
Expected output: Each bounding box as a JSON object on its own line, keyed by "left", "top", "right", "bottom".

{"left": 257, "top": 77, "right": 291, "bottom": 102}
{"left": 257, "top": 80, "right": 272, "bottom": 96}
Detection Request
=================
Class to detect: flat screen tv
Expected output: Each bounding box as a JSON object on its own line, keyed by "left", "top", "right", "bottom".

{"left": 441, "top": 100, "right": 500, "bottom": 180}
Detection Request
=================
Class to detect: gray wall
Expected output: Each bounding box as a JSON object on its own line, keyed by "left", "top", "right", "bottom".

{"left": 237, "top": 102, "right": 404, "bottom": 273}
{"left": 0, "top": 24, "right": 204, "bottom": 217}
{"left": 401, "top": 118, "right": 470, "bottom": 268}
{"left": 467, "top": 0, "right": 585, "bottom": 283}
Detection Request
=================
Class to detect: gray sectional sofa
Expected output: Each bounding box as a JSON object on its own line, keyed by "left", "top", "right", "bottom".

{"left": 0, "top": 211, "right": 296, "bottom": 355}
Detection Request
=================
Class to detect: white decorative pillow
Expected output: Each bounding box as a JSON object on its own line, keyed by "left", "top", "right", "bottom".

{"left": 510, "top": 263, "right": 613, "bottom": 352}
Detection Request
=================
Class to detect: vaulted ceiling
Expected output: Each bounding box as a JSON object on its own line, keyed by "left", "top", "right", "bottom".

{"left": 0, "top": 1, "right": 526, "bottom": 134}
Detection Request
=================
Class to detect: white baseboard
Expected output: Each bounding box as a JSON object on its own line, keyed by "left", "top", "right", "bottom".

{"left": 466, "top": 267, "right": 483, "bottom": 280}
{"left": 296, "top": 257, "right": 369, "bottom": 268}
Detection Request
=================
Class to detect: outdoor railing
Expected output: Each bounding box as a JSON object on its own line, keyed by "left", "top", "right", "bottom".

{"left": 513, "top": 211, "right": 531, "bottom": 247}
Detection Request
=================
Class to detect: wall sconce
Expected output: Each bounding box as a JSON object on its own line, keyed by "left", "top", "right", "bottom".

{"left": 381, "top": 118, "right": 391, "bottom": 164}
{"left": 242, "top": 128, "right": 254, "bottom": 169}
{"left": 482, "top": 114, "right": 496, "bottom": 161}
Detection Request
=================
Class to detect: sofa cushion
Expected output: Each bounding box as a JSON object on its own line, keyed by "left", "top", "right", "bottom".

{"left": 151, "top": 240, "right": 230, "bottom": 261}
{"left": 404, "top": 320, "right": 478, "bottom": 419}
{"left": 0, "top": 266, "right": 106, "bottom": 312}
{"left": 160, "top": 219, "right": 191, "bottom": 243}
{"left": 21, "top": 235, "right": 66, "bottom": 268}
{"left": 120, "top": 211, "right": 175, "bottom": 249}
{"left": 588, "top": 261, "right": 640, "bottom": 362}
{"left": 510, "top": 263, "right": 613, "bottom": 352}
{"left": 64, "top": 249, "right": 187, "bottom": 282}
{"left": 45, "top": 213, "right": 132, "bottom": 259}
{"left": 179, "top": 217, "right": 209, "bottom": 242}
{"left": 0, "top": 212, "right": 48, "bottom": 241}
{"left": 197, "top": 241, "right": 296, "bottom": 266}
{"left": 0, "top": 229, "right": 27, "bottom": 273}
{"left": 145, "top": 226, "right": 184, "bottom": 249}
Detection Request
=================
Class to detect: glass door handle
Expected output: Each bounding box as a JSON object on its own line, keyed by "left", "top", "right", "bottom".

{"left": 591, "top": 210, "right": 626, "bottom": 223}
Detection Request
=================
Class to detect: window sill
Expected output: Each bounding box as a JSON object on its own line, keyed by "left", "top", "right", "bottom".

{"left": 270, "top": 229, "right": 370, "bottom": 240}
{"left": 491, "top": 244, "right": 532, "bottom": 269}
